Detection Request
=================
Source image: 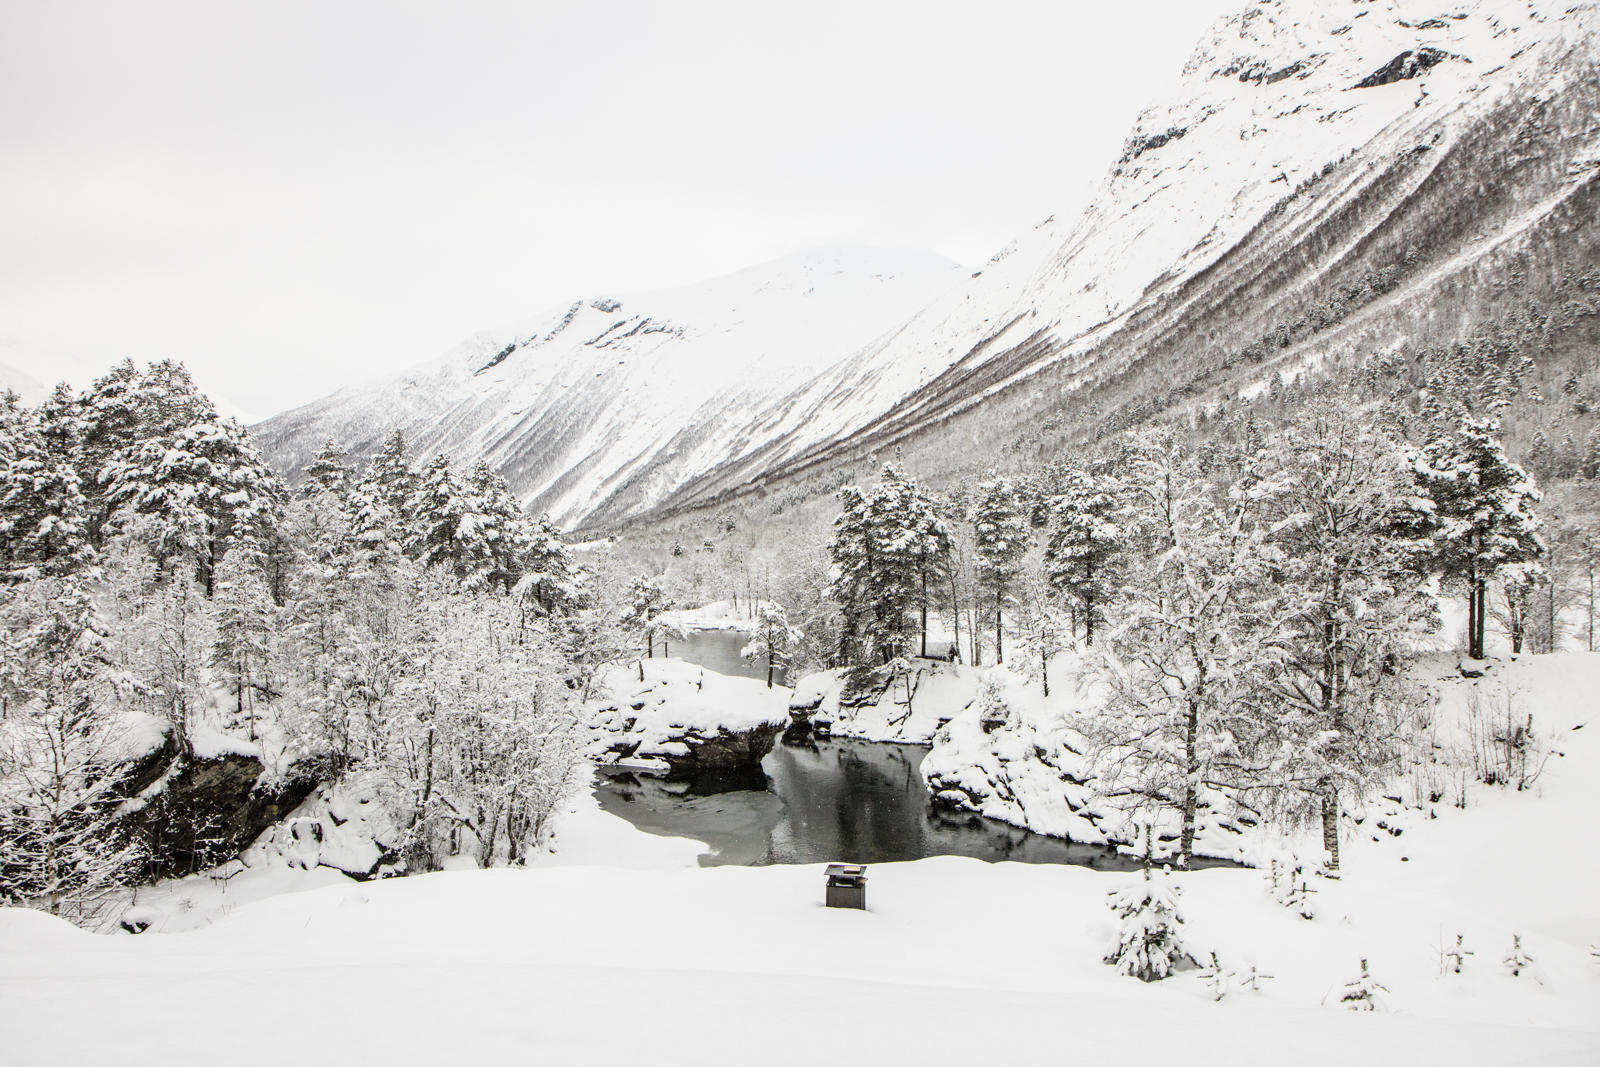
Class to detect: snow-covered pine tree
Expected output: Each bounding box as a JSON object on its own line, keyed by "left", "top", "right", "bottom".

{"left": 1103, "top": 863, "right": 1191, "bottom": 982}
{"left": 515, "top": 513, "right": 584, "bottom": 617}
{"left": 1335, "top": 959, "right": 1388, "bottom": 1011}
{"left": 209, "top": 541, "right": 275, "bottom": 739}
{"left": 624, "top": 575, "right": 668, "bottom": 658}
{"left": 1044, "top": 467, "right": 1125, "bottom": 645}
{"left": 0, "top": 401, "right": 94, "bottom": 582}
{"left": 407, "top": 453, "right": 471, "bottom": 577}
{"left": 301, "top": 438, "right": 353, "bottom": 498}
{"left": 911, "top": 497, "right": 953, "bottom": 659}
{"left": 741, "top": 601, "right": 801, "bottom": 688}
{"left": 868, "top": 464, "right": 938, "bottom": 663}
{"left": 358, "top": 429, "right": 421, "bottom": 548}
{"left": 462, "top": 460, "right": 528, "bottom": 593}
{"left": 0, "top": 576, "right": 144, "bottom": 919}
{"left": 971, "top": 477, "right": 1031, "bottom": 664}
{"left": 101, "top": 415, "right": 284, "bottom": 595}
{"left": 826, "top": 464, "right": 943, "bottom": 666}
{"left": 827, "top": 485, "right": 873, "bottom": 665}
{"left": 1419, "top": 416, "right": 1543, "bottom": 660}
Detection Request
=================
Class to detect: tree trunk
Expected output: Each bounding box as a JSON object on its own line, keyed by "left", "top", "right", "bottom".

{"left": 920, "top": 565, "right": 928, "bottom": 659}
{"left": 994, "top": 602, "right": 1004, "bottom": 665}
{"left": 1179, "top": 698, "right": 1199, "bottom": 870}
{"left": 948, "top": 569, "right": 962, "bottom": 665}
{"left": 1476, "top": 580, "right": 1489, "bottom": 660}
{"left": 766, "top": 649, "right": 774, "bottom": 689}
{"left": 1321, "top": 782, "right": 1340, "bottom": 872}
{"left": 1466, "top": 575, "right": 1479, "bottom": 659}
{"left": 1083, "top": 554, "right": 1095, "bottom": 646}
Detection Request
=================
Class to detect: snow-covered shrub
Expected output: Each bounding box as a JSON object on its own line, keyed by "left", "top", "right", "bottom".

{"left": 1503, "top": 934, "right": 1537, "bottom": 979}
{"left": 1333, "top": 959, "right": 1388, "bottom": 1011}
{"left": 1103, "top": 865, "right": 1191, "bottom": 982}
{"left": 1442, "top": 933, "right": 1473, "bottom": 975}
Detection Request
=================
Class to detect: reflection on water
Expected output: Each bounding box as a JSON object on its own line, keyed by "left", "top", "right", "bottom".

{"left": 670, "top": 629, "right": 787, "bottom": 686}
{"left": 597, "top": 738, "right": 1139, "bottom": 869}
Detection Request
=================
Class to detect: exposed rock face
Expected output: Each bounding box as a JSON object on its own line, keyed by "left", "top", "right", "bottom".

{"left": 592, "top": 658, "right": 791, "bottom": 794}
{"left": 606, "top": 721, "right": 783, "bottom": 793}
{"left": 1353, "top": 46, "right": 1456, "bottom": 88}
{"left": 786, "top": 662, "right": 959, "bottom": 744}
{"left": 117, "top": 737, "right": 319, "bottom": 879}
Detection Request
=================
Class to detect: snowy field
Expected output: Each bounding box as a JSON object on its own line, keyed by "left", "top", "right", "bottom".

{"left": 5, "top": 664, "right": 1600, "bottom": 1067}
{"left": 3, "top": 655, "right": 1598, "bottom": 1065}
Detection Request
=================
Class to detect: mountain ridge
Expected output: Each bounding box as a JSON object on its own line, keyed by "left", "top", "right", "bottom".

{"left": 257, "top": 0, "right": 1600, "bottom": 532}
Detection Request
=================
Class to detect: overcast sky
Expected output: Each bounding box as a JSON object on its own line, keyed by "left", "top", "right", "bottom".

{"left": 1, "top": 1, "right": 1236, "bottom": 420}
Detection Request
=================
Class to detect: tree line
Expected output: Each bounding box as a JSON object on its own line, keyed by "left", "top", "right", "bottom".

{"left": 0, "top": 361, "right": 603, "bottom": 920}
{"left": 824, "top": 408, "right": 1548, "bottom": 869}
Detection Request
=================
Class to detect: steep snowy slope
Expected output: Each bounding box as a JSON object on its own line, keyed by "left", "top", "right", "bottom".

{"left": 661, "top": 0, "right": 1600, "bottom": 519}
{"left": 259, "top": 0, "right": 1599, "bottom": 531}
{"left": 253, "top": 248, "right": 960, "bottom": 527}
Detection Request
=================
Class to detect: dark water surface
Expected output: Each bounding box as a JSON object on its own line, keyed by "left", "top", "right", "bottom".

{"left": 669, "top": 628, "right": 787, "bottom": 686}
{"left": 597, "top": 738, "right": 1140, "bottom": 869}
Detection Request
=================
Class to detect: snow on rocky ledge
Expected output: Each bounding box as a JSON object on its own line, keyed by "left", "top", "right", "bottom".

{"left": 592, "top": 658, "right": 790, "bottom": 787}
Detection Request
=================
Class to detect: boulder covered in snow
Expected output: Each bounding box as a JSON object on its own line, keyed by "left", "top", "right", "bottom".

{"left": 921, "top": 661, "right": 1257, "bottom": 864}
{"left": 115, "top": 732, "right": 321, "bottom": 879}
{"left": 593, "top": 658, "right": 789, "bottom": 792}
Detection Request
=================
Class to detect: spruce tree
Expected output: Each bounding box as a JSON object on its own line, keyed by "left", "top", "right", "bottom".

{"left": 1103, "top": 862, "right": 1190, "bottom": 982}
{"left": 407, "top": 454, "right": 470, "bottom": 577}
{"left": 302, "top": 438, "right": 353, "bottom": 497}
{"left": 1419, "top": 416, "right": 1543, "bottom": 660}
{"left": 0, "top": 405, "right": 93, "bottom": 582}
{"left": 826, "top": 465, "right": 944, "bottom": 666}
{"left": 1044, "top": 468, "right": 1124, "bottom": 645}
{"left": 102, "top": 416, "right": 283, "bottom": 594}
{"left": 971, "top": 477, "right": 1030, "bottom": 664}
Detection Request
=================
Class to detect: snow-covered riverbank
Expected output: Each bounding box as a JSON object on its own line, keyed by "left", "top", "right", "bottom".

{"left": 5, "top": 651, "right": 1596, "bottom": 1066}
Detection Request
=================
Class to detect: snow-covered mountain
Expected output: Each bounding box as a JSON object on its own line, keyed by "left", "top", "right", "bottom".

{"left": 259, "top": 0, "right": 1600, "bottom": 530}
{"left": 0, "top": 361, "right": 44, "bottom": 405}
{"left": 661, "top": 0, "right": 1600, "bottom": 513}
{"left": 253, "top": 247, "right": 962, "bottom": 527}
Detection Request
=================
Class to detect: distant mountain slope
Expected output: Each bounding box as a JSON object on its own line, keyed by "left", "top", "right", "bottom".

{"left": 651, "top": 0, "right": 1600, "bottom": 521}
{"left": 253, "top": 247, "right": 961, "bottom": 527}
{"left": 259, "top": 0, "right": 1599, "bottom": 532}
{"left": 0, "top": 361, "right": 44, "bottom": 405}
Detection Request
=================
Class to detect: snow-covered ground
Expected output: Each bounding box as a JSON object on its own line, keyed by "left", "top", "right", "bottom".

{"left": 4, "top": 654, "right": 1596, "bottom": 1065}
{"left": 4, "top": 770, "right": 1596, "bottom": 1065}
